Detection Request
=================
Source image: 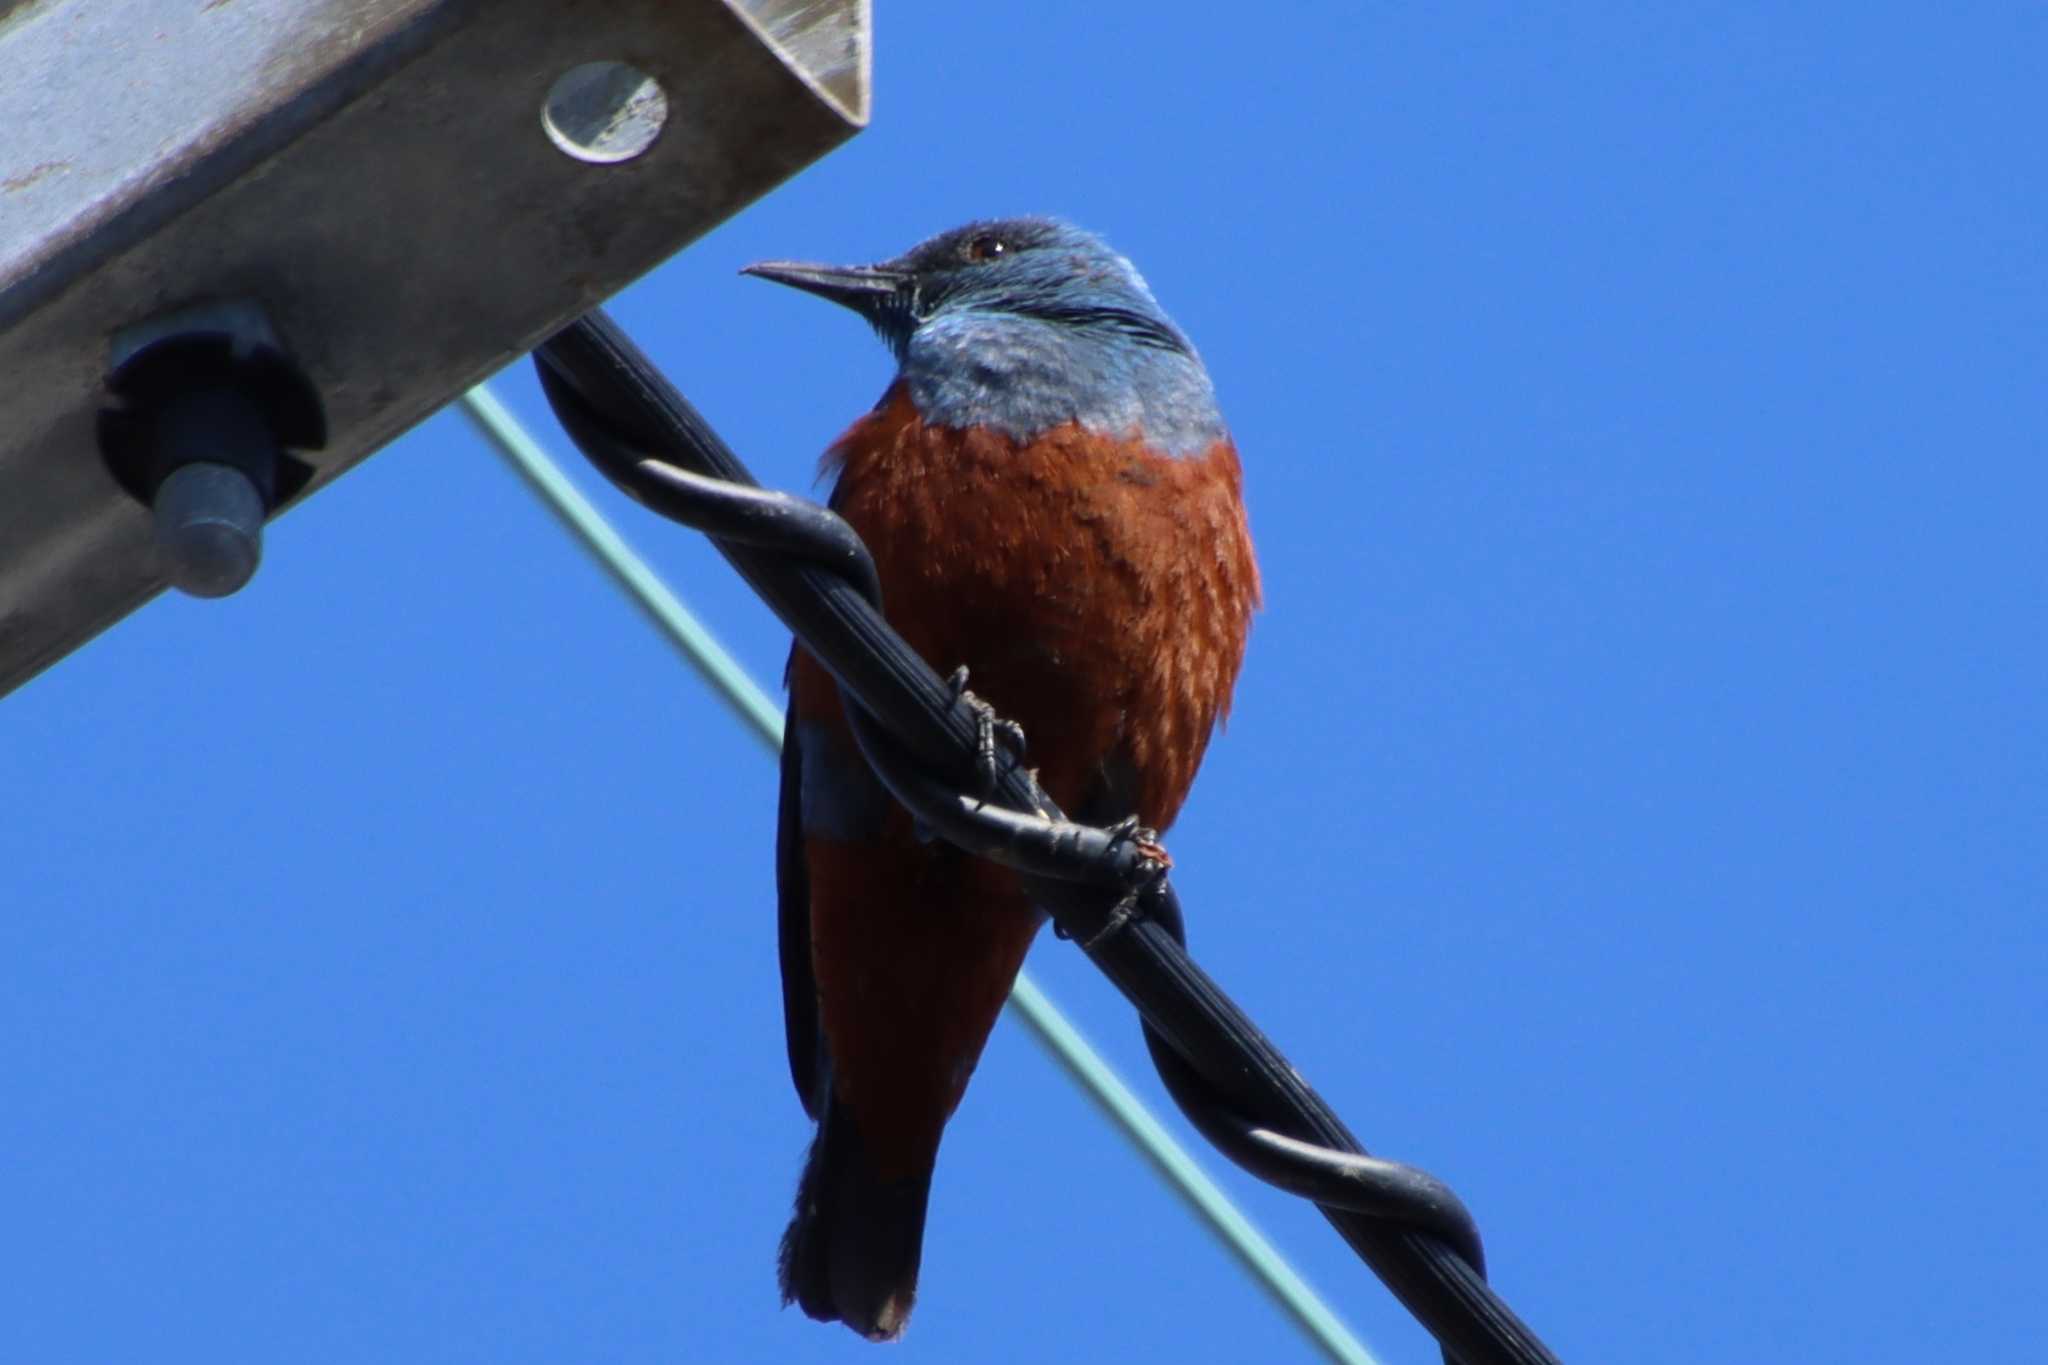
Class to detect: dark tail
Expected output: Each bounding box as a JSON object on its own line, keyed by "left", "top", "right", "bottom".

{"left": 778, "top": 1096, "right": 934, "bottom": 1341}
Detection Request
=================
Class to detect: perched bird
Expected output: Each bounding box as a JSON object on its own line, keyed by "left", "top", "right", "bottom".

{"left": 745, "top": 218, "right": 1259, "bottom": 1341}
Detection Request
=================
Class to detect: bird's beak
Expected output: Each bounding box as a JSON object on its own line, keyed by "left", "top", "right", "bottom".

{"left": 740, "top": 259, "right": 909, "bottom": 314}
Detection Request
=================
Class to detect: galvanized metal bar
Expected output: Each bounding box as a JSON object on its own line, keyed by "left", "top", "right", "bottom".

{"left": 0, "top": 0, "right": 868, "bottom": 694}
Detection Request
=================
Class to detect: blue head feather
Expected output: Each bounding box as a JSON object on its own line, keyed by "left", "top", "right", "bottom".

{"left": 746, "top": 219, "right": 1226, "bottom": 459}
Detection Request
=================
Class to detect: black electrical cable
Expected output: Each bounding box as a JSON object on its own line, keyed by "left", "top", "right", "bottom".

{"left": 532, "top": 310, "right": 1561, "bottom": 1365}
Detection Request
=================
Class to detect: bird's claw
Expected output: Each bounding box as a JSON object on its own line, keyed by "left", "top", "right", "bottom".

{"left": 947, "top": 665, "right": 1027, "bottom": 800}
{"left": 1052, "top": 884, "right": 1148, "bottom": 949}
{"left": 1104, "top": 814, "right": 1172, "bottom": 871}
{"left": 1051, "top": 817, "right": 1169, "bottom": 946}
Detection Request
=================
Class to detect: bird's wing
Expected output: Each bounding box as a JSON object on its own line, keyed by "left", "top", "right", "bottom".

{"left": 777, "top": 693, "right": 824, "bottom": 1118}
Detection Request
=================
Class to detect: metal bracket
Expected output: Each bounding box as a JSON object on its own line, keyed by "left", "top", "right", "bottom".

{"left": 0, "top": 0, "right": 869, "bottom": 691}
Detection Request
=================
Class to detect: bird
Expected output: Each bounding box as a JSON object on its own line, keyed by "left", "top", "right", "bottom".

{"left": 744, "top": 217, "right": 1259, "bottom": 1341}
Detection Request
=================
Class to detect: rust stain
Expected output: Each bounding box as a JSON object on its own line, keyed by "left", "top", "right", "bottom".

{"left": 3, "top": 161, "right": 70, "bottom": 193}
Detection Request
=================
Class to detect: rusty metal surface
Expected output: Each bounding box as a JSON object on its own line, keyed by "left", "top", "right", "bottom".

{"left": 0, "top": 0, "right": 869, "bottom": 694}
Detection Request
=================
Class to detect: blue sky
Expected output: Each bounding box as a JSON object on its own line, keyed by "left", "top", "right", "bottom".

{"left": 6, "top": 4, "right": 2044, "bottom": 1362}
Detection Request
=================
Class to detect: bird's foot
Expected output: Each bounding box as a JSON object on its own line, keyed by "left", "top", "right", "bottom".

{"left": 946, "top": 665, "right": 1027, "bottom": 800}
{"left": 1104, "top": 813, "right": 1172, "bottom": 870}
{"left": 1052, "top": 818, "right": 1169, "bottom": 946}
{"left": 1052, "top": 884, "right": 1147, "bottom": 949}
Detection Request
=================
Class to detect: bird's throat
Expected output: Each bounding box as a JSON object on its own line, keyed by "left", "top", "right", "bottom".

{"left": 899, "top": 310, "right": 1225, "bottom": 459}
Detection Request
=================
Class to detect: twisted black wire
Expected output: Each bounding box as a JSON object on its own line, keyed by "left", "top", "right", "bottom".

{"left": 532, "top": 310, "right": 1561, "bottom": 1365}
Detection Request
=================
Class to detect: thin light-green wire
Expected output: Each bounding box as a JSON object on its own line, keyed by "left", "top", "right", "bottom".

{"left": 457, "top": 381, "right": 1379, "bottom": 1365}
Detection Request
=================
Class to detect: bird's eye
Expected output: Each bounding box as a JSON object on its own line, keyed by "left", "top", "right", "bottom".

{"left": 965, "top": 234, "right": 1007, "bottom": 262}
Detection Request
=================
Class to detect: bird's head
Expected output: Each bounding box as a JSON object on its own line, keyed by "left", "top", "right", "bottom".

{"left": 742, "top": 218, "right": 1192, "bottom": 360}
{"left": 744, "top": 218, "right": 1223, "bottom": 457}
